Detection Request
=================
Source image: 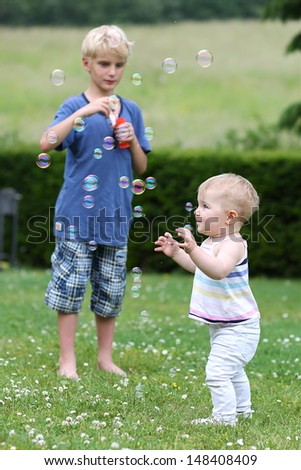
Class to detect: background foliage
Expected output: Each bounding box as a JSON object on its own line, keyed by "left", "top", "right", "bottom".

{"left": 0, "top": 0, "right": 268, "bottom": 26}
{"left": 0, "top": 147, "right": 300, "bottom": 277}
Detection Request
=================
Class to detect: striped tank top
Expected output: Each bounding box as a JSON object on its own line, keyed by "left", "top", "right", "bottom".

{"left": 189, "top": 239, "right": 260, "bottom": 324}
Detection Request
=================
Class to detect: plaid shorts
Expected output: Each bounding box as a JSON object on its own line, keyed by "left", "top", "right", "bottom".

{"left": 45, "top": 239, "right": 127, "bottom": 317}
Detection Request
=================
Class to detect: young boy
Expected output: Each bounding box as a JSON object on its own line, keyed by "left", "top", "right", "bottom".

{"left": 40, "top": 25, "right": 151, "bottom": 379}
{"left": 155, "top": 173, "right": 260, "bottom": 426}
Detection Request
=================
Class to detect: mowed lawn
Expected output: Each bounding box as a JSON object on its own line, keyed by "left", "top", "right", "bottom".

{"left": 0, "top": 20, "right": 300, "bottom": 148}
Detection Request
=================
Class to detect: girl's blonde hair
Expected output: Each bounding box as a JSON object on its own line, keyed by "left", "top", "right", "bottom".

{"left": 81, "top": 25, "right": 133, "bottom": 59}
{"left": 199, "top": 173, "right": 259, "bottom": 221}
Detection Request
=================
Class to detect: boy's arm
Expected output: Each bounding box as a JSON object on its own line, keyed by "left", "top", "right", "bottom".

{"left": 154, "top": 232, "right": 196, "bottom": 273}
{"left": 129, "top": 137, "right": 148, "bottom": 175}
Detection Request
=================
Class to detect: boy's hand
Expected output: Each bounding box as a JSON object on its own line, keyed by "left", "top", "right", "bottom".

{"left": 82, "top": 97, "right": 110, "bottom": 118}
{"left": 154, "top": 232, "right": 181, "bottom": 258}
{"left": 176, "top": 227, "right": 198, "bottom": 254}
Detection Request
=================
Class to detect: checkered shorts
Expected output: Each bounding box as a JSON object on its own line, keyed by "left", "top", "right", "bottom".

{"left": 45, "top": 239, "right": 127, "bottom": 317}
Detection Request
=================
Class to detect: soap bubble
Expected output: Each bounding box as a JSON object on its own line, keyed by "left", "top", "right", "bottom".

{"left": 67, "top": 225, "right": 78, "bottom": 240}
{"left": 72, "top": 117, "right": 86, "bottom": 132}
{"left": 87, "top": 240, "right": 98, "bottom": 251}
{"left": 82, "top": 195, "right": 95, "bottom": 209}
{"left": 162, "top": 57, "right": 178, "bottom": 74}
{"left": 144, "top": 127, "right": 155, "bottom": 141}
{"left": 108, "top": 94, "right": 120, "bottom": 111}
{"left": 116, "top": 250, "right": 127, "bottom": 264}
{"left": 103, "top": 136, "right": 115, "bottom": 150}
{"left": 36, "top": 153, "right": 51, "bottom": 169}
{"left": 131, "top": 266, "right": 142, "bottom": 279}
{"left": 131, "top": 179, "right": 145, "bottom": 195}
{"left": 131, "top": 72, "right": 143, "bottom": 86}
{"left": 93, "top": 148, "right": 103, "bottom": 159}
{"left": 119, "top": 176, "right": 130, "bottom": 189}
{"left": 133, "top": 205, "right": 144, "bottom": 218}
{"left": 145, "top": 176, "right": 157, "bottom": 190}
{"left": 185, "top": 202, "right": 193, "bottom": 212}
{"left": 46, "top": 129, "right": 59, "bottom": 144}
{"left": 196, "top": 49, "right": 213, "bottom": 68}
{"left": 50, "top": 68, "right": 65, "bottom": 86}
{"left": 82, "top": 174, "right": 100, "bottom": 192}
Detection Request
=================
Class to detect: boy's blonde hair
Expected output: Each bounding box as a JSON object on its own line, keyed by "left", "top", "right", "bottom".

{"left": 199, "top": 173, "right": 259, "bottom": 221}
{"left": 81, "top": 25, "right": 133, "bottom": 59}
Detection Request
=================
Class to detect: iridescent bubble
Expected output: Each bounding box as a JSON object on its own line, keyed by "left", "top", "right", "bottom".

{"left": 116, "top": 250, "right": 127, "bottom": 264}
{"left": 46, "top": 129, "right": 59, "bottom": 144}
{"left": 131, "top": 266, "right": 142, "bottom": 279}
{"left": 144, "top": 127, "right": 155, "bottom": 141}
{"left": 82, "top": 174, "right": 100, "bottom": 192}
{"left": 196, "top": 49, "right": 213, "bottom": 68}
{"left": 131, "top": 285, "right": 141, "bottom": 298}
{"left": 87, "top": 240, "right": 98, "bottom": 251}
{"left": 93, "top": 148, "right": 103, "bottom": 159}
{"left": 162, "top": 57, "right": 178, "bottom": 74}
{"left": 133, "top": 205, "right": 144, "bottom": 218}
{"left": 72, "top": 117, "right": 86, "bottom": 132}
{"left": 103, "top": 136, "right": 115, "bottom": 150}
{"left": 131, "top": 179, "right": 145, "bottom": 195}
{"left": 131, "top": 72, "right": 143, "bottom": 86}
{"left": 145, "top": 176, "right": 157, "bottom": 190}
{"left": 82, "top": 195, "right": 95, "bottom": 209}
{"left": 50, "top": 68, "right": 65, "bottom": 86}
{"left": 36, "top": 153, "right": 51, "bottom": 169}
{"left": 184, "top": 223, "right": 193, "bottom": 231}
{"left": 67, "top": 225, "right": 78, "bottom": 240}
{"left": 108, "top": 94, "right": 120, "bottom": 111}
{"left": 185, "top": 202, "right": 193, "bottom": 212}
{"left": 119, "top": 176, "right": 130, "bottom": 189}
{"left": 116, "top": 123, "right": 130, "bottom": 141}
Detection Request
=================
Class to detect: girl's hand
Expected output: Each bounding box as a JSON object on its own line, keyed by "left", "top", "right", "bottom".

{"left": 176, "top": 227, "right": 198, "bottom": 254}
{"left": 154, "top": 232, "right": 181, "bottom": 258}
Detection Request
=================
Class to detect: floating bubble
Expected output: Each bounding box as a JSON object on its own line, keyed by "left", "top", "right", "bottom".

{"left": 103, "top": 136, "right": 115, "bottom": 150}
{"left": 46, "top": 129, "right": 59, "bottom": 144}
{"left": 36, "top": 153, "right": 51, "bottom": 169}
{"left": 184, "top": 223, "right": 193, "bottom": 231}
{"left": 131, "top": 179, "right": 145, "bottom": 195}
{"left": 119, "top": 176, "right": 130, "bottom": 189}
{"left": 131, "top": 72, "right": 143, "bottom": 86}
{"left": 196, "top": 49, "right": 213, "bottom": 68}
{"left": 145, "top": 176, "right": 157, "bottom": 190}
{"left": 82, "top": 195, "right": 95, "bottom": 209}
{"left": 93, "top": 148, "right": 103, "bottom": 159}
{"left": 108, "top": 94, "right": 120, "bottom": 111}
{"left": 133, "top": 205, "right": 144, "bottom": 218}
{"left": 50, "top": 68, "right": 65, "bottom": 86}
{"left": 144, "top": 127, "right": 155, "bottom": 141}
{"left": 185, "top": 202, "right": 193, "bottom": 212}
{"left": 162, "top": 57, "right": 178, "bottom": 74}
{"left": 87, "top": 240, "right": 98, "bottom": 251}
{"left": 116, "top": 123, "right": 130, "bottom": 141}
{"left": 72, "top": 117, "right": 86, "bottom": 132}
{"left": 82, "top": 174, "right": 100, "bottom": 192}
{"left": 131, "top": 285, "right": 141, "bottom": 298}
{"left": 131, "top": 266, "right": 142, "bottom": 279}
{"left": 67, "top": 225, "right": 78, "bottom": 240}
{"left": 116, "top": 250, "right": 127, "bottom": 264}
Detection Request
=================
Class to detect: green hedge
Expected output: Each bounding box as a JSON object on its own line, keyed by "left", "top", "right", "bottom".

{"left": 1, "top": 146, "right": 300, "bottom": 277}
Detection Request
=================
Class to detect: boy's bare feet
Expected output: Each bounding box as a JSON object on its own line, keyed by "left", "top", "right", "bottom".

{"left": 98, "top": 360, "right": 127, "bottom": 377}
{"left": 58, "top": 359, "right": 79, "bottom": 380}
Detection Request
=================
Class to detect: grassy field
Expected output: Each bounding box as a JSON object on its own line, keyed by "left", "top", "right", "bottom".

{"left": 0, "top": 268, "right": 300, "bottom": 451}
{"left": 0, "top": 20, "right": 300, "bottom": 148}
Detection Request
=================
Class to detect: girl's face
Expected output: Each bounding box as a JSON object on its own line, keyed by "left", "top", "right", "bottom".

{"left": 194, "top": 189, "right": 230, "bottom": 238}
{"left": 82, "top": 51, "right": 126, "bottom": 94}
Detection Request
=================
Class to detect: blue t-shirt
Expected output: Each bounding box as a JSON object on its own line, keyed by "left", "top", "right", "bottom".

{"left": 50, "top": 93, "right": 151, "bottom": 246}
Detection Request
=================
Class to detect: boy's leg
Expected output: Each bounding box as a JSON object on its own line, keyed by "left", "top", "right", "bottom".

{"left": 58, "top": 312, "right": 78, "bottom": 379}
{"left": 95, "top": 314, "right": 126, "bottom": 376}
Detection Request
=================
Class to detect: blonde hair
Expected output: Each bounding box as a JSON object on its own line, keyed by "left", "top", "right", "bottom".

{"left": 81, "top": 25, "right": 133, "bottom": 59}
{"left": 199, "top": 173, "right": 259, "bottom": 221}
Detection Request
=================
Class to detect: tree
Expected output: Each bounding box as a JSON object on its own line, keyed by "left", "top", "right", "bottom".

{"left": 263, "top": 0, "right": 301, "bottom": 135}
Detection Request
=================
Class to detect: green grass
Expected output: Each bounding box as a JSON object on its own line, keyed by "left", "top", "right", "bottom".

{"left": 0, "top": 20, "right": 300, "bottom": 148}
{"left": 0, "top": 268, "right": 300, "bottom": 450}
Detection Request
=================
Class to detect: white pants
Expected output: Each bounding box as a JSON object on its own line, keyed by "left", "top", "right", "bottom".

{"left": 206, "top": 317, "right": 260, "bottom": 422}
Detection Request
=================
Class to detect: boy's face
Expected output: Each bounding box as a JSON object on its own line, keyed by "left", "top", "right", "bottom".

{"left": 82, "top": 51, "right": 127, "bottom": 94}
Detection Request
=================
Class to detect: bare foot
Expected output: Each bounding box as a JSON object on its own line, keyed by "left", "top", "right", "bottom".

{"left": 58, "top": 360, "right": 79, "bottom": 380}
{"left": 98, "top": 361, "right": 127, "bottom": 377}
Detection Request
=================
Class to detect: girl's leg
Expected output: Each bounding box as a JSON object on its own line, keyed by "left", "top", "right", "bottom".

{"left": 95, "top": 314, "right": 126, "bottom": 376}
{"left": 57, "top": 312, "right": 78, "bottom": 379}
